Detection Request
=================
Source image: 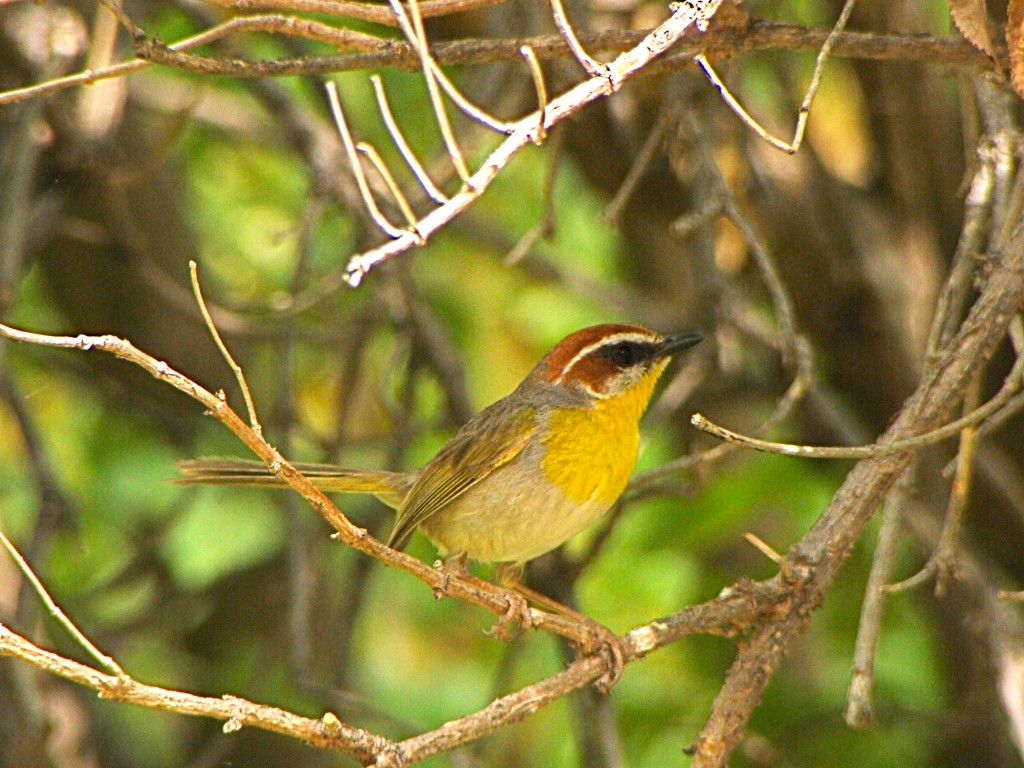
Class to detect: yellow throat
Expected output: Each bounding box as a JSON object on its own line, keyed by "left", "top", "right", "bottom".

{"left": 540, "top": 363, "right": 667, "bottom": 504}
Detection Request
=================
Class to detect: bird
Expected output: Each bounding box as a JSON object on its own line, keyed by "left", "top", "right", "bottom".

{"left": 178, "top": 323, "right": 702, "bottom": 683}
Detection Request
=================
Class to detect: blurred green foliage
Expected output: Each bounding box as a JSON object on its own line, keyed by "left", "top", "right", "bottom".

{"left": 0, "top": 4, "right": 965, "bottom": 766}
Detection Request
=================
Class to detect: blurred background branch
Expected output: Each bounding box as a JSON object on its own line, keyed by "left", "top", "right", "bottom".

{"left": 2, "top": 0, "right": 1024, "bottom": 766}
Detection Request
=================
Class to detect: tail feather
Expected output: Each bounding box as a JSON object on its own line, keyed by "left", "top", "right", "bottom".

{"left": 175, "top": 458, "right": 413, "bottom": 510}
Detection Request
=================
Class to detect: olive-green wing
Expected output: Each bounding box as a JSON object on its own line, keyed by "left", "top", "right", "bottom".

{"left": 386, "top": 403, "right": 536, "bottom": 550}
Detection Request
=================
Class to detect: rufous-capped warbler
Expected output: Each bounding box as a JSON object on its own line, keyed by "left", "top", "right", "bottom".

{"left": 178, "top": 324, "right": 701, "bottom": 682}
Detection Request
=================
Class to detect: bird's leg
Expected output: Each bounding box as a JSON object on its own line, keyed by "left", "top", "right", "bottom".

{"left": 436, "top": 555, "right": 533, "bottom": 640}
{"left": 481, "top": 560, "right": 533, "bottom": 641}
{"left": 496, "top": 563, "right": 625, "bottom": 692}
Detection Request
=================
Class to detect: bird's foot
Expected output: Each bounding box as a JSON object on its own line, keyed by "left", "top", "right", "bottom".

{"left": 431, "top": 559, "right": 455, "bottom": 600}
{"left": 579, "top": 621, "right": 626, "bottom": 693}
{"left": 485, "top": 588, "right": 534, "bottom": 641}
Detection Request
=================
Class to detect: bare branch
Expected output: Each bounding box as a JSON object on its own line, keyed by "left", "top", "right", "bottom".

{"left": 342, "top": 0, "right": 727, "bottom": 285}
{"left": 689, "top": 215, "right": 1024, "bottom": 768}
{"left": 0, "top": 23, "right": 987, "bottom": 108}
{"left": 0, "top": 622, "right": 392, "bottom": 762}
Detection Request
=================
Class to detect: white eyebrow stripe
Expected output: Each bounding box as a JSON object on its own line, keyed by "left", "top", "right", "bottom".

{"left": 554, "top": 332, "right": 659, "bottom": 385}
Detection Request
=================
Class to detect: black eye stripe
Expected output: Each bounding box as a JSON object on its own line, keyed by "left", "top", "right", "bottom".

{"left": 597, "top": 341, "right": 657, "bottom": 368}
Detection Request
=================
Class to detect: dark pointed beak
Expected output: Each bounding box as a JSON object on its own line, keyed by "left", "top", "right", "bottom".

{"left": 655, "top": 332, "right": 703, "bottom": 358}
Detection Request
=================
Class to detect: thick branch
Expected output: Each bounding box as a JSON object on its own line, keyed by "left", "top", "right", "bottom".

{"left": 1, "top": 564, "right": 795, "bottom": 765}
{"left": 691, "top": 221, "right": 1024, "bottom": 766}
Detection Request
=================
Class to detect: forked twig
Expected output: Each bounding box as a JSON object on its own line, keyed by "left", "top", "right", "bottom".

{"left": 696, "top": 0, "right": 858, "bottom": 154}
{"left": 0, "top": 528, "right": 126, "bottom": 678}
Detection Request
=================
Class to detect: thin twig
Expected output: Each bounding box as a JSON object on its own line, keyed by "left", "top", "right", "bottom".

{"left": 0, "top": 528, "right": 126, "bottom": 678}
{"left": 370, "top": 74, "right": 449, "bottom": 205}
{"left": 934, "top": 373, "right": 983, "bottom": 597}
{"left": 189, "top": 261, "right": 262, "bottom": 433}
{"left": 521, "top": 45, "right": 548, "bottom": 144}
{"left": 548, "top": 0, "right": 608, "bottom": 78}
{"left": 325, "top": 81, "right": 409, "bottom": 240}
{"left": 742, "top": 532, "right": 784, "bottom": 565}
{"left": 844, "top": 465, "right": 916, "bottom": 727}
{"left": 357, "top": 142, "right": 422, "bottom": 232}
{"left": 427, "top": 61, "right": 517, "bottom": 135}
{"left": 690, "top": 345, "right": 1024, "bottom": 459}
{"left": 391, "top": 0, "right": 473, "bottom": 184}
{"left": 696, "top": 0, "right": 858, "bottom": 154}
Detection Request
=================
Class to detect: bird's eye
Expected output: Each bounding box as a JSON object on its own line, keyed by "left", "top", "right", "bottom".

{"left": 609, "top": 343, "right": 638, "bottom": 367}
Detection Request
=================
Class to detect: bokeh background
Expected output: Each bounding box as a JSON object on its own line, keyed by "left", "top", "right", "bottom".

{"left": 2, "top": 0, "right": 1022, "bottom": 766}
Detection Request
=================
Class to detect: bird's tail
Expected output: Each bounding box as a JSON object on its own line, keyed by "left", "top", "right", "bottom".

{"left": 175, "top": 458, "right": 413, "bottom": 510}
